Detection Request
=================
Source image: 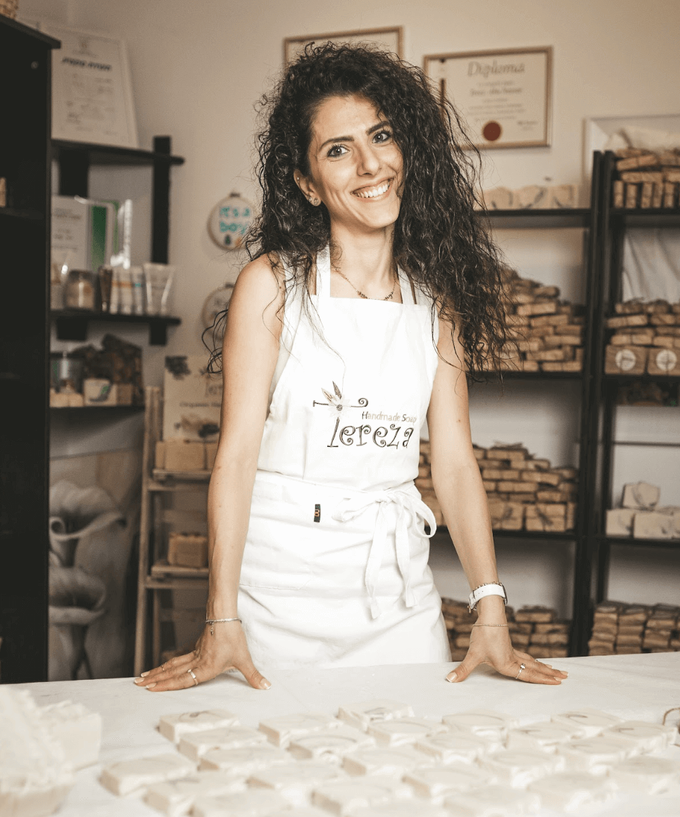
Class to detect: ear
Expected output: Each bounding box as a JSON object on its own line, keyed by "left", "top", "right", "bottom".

{"left": 294, "top": 171, "right": 321, "bottom": 206}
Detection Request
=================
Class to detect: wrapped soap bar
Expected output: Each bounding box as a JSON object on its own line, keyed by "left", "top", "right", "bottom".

{"left": 40, "top": 700, "right": 102, "bottom": 770}
{"left": 193, "top": 789, "right": 289, "bottom": 817}
{"left": 179, "top": 726, "right": 267, "bottom": 761}
{"left": 343, "top": 746, "right": 429, "bottom": 777}
{"left": 159, "top": 709, "right": 239, "bottom": 743}
{"left": 367, "top": 717, "right": 446, "bottom": 747}
{"left": 145, "top": 771, "right": 246, "bottom": 816}
{"left": 100, "top": 753, "right": 195, "bottom": 796}
{"left": 550, "top": 708, "right": 622, "bottom": 738}
{"left": 622, "top": 481, "right": 660, "bottom": 510}
{"left": 249, "top": 760, "right": 345, "bottom": 808}
{"left": 442, "top": 709, "right": 517, "bottom": 743}
{"left": 610, "top": 755, "right": 680, "bottom": 795}
{"left": 337, "top": 700, "right": 414, "bottom": 732}
{"left": 404, "top": 763, "right": 493, "bottom": 801}
{"left": 415, "top": 732, "right": 490, "bottom": 763}
{"left": 258, "top": 713, "right": 342, "bottom": 748}
{"left": 444, "top": 785, "right": 541, "bottom": 817}
{"left": 528, "top": 771, "right": 616, "bottom": 812}
{"left": 288, "top": 725, "right": 374, "bottom": 762}
{"left": 313, "top": 776, "right": 412, "bottom": 815}
{"left": 480, "top": 748, "right": 564, "bottom": 788}
{"left": 199, "top": 743, "right": 288, "bottom": 775}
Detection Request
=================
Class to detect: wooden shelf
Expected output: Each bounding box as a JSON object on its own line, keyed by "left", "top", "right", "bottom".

{"left": 149, "top": 561, "right": 208, "bottom": 579}
{"left": 51, "top": 309, "right": 181, "bottom": 346}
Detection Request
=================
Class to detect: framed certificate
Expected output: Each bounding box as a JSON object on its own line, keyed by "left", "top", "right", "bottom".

{"left": 46, "top": 23, "right": 139, "bottom": 148}
{"left": 284, "top": 26, "right": 402, "bottom": 64}
{"left": 424, "top": 46, "right": 552, "bottom": 150}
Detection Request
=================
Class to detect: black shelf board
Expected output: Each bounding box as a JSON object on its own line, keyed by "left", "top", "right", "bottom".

{"left": 0, "top": 15, "right": 61, "bottom": 47}
{"left": 610, "top": 208, "right": 680, "bottom": 228}
{"left": 603, "top": 372, "right": 680, "bottom": 385}
{"left": 433, "top": 525, "right": 576, "bottom": 542}
{"left": 51, "top": 139, "right": 185, "bottom": 167}
{"left": 598, "top": 535, "right": 680, "bottom": 550}
{"left": 473, "top": 369, "right": 583, "bottom": 381}
{"left": 475, "top": 208, "right": 591, "bottom": 229}
{"left": 51, "top": 310, "right": 181, "bottom": 346}
{"left": 0, "top": 206, "right": 44, "bottom": 222}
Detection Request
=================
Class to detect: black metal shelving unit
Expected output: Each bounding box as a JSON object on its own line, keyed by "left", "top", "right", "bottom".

{"left": 476, "top": 175, "right": 602, "bottom": 656}
{"left": 586, "top": 150, "right": 680, "bottom": 611}
{"left": 51, "top": 309, "right": 181, "bottom": 346}
{"left": 0, "top": 16, "right": 60, "bottom": 683}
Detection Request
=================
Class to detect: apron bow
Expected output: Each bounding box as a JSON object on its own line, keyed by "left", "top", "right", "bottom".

{"left": 332, "top": 486, "right": 437, "bottom": 619}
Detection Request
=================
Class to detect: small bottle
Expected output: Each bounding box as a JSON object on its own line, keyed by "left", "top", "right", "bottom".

{"left": 65, "top": 270, "right": 95, "bottom": 310}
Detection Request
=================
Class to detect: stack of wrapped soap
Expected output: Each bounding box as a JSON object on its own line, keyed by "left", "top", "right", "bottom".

{"left": 418, "top": 440, "right": 578, "bottom": 534}
{"left": 611, "top": 147, "right": 680, "bottom": 210}
{"left": 155, "top": 439, "right": 219, "bottom": 473}
{"left": 99, "top": 701, "right": 680, "bottom": 815}
{"left": 589, "top": 601, "right": 680, "bottom": 656}
{"left": 605, "top": 299, "right": 680, "bottom": 376}
{"left": 480, "top": 266, "right": 585, "bottom": 373}
{"left": 606, "top": 481, "right": 680, "bottom": 541}
{"left": 441, "top": 599, "right": 570, "bottom": 661}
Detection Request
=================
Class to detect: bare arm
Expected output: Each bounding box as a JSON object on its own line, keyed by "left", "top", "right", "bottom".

{"left": 135, "top": 255, "right": 283, "bottom": 691}
{"left": 428, "top": 316, "right": 567, "bottom": 685}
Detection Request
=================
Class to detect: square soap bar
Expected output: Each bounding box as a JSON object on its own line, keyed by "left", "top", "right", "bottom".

{"left": 288, "top": 726, "right": 375, "bottom": 762}
{"left": 179, "top": 726, "right": 267, "bottom": 762}
{"left": 445, "top": 785, "right": 541, "bottom": 817}
{"left": 199, "top": 744, "right": 289, "bottom": 776}
{"left": 557, "top": 736, "right": 631, "bottom": 775}
{"left": 258, "top": 713, "right": 342, "bottom": 747}
{"left": 506, "top": 721, "right": 583, "bottom": 753}
{"left": 528, "top": 771, "right": 616, "bottom": 812}
{"left": 442, "top": 710, "right": 517, "bottom": 743}
{"left": 343, "top": 746, "right": 431, "bottom": 777}
{"left": 610, "top": 756, "right": 680, "bottom": 795}
{"left": 249, "top": 760, "right": 345, "bottom": 808}
{"left": 100, "top": 753, "right": 195, "bottom": 796}
{"left": 367, "top": 718, "right": 447, "bottom": 747}
{"left": 348, "top": 803, "right": 448, "bottom": 817}
{"left": 145, "top": 771, "right": 246, "bottom": 816}
{"left": 480, "top": 748, "right": 564, "bottom": 788}
{"left": 313, "top": 776, "right": 412, "bottom": 816}
{"left": 602, "top": 720, "right": 677, "bottom": 754}
{"left": 40, "top": 700, "right": 102, "bottom": 771}
{"left": 404, "top": 763, "right": 494, "bottom": 801}
{"left": 159, "top": 709, "right": 238, "bottom": 743}
{"left": 193, "top": 789, "right": 289, "bottom": 817}
{"left": 551, "top": 708, "right": 622, "bottom": 738}
{"left": 337, "top": 700, "right": 415, "bottom": 732}
{"left": 415, "top": 732, "right": 490, "bottom": 764}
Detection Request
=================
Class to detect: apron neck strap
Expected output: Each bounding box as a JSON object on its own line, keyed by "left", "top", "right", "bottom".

{"left": 316, "top": 245, "right": 416, "bottom": 305}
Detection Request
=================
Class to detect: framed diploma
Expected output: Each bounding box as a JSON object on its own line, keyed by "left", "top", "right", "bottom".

{"left": 424, "top": 46, "right": 552, "bottom": 150}
{"left": 284, "top": 26, "right": 402, "bottom": 64}
{"left": 46, "top": 23, "right": 139, "bottom": 149}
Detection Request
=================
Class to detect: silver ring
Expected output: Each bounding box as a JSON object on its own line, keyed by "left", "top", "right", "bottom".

{"left": 160, "top": 664, "right": 166, "bottom": 671}
{"left": 515, "top": 662, "right": 526, "bottom": 680}
{"left": 187, "top": 668, "right": 198, "bottom": 687}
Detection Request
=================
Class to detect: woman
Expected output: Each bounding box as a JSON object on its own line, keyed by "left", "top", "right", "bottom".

{"left": 136, "top": 44, "right": 567, "bottom": 691}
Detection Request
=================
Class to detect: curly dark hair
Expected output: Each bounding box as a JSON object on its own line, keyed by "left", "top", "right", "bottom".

{"left": 207, "top": 42, "right": 508, "bottom": 374}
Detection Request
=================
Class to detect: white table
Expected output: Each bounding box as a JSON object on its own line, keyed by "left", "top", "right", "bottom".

{"left": 13, "top": 652, "right": 680, "bottom": 816}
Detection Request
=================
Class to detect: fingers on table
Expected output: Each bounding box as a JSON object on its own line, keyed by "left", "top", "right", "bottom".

{"left": 514, "top": 656, "right": 567, "bottom": 685}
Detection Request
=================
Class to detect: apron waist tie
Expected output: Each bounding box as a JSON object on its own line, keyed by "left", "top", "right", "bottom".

{"left": 332, "top": 486, "right": 437, "bottom": 619}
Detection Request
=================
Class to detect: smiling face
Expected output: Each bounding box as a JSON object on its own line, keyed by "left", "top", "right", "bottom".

{"left": 296, "top": 94, "right": 403, "bottom": 239}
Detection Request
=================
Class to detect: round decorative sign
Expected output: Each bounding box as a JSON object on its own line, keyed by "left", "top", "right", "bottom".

{"left": 615, "top": 349, "right": 636, "bottom": 372}
{"left": 654, "top": 349, "right": 677, "bottom": 372}
{"left": 202, "top": 284, "right": 235, "bottom": 329}
{"left": 209, "top": 192, "right": 254, "bottom": 250}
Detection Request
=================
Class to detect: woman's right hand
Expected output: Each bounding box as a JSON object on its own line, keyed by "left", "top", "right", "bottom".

{"left": 133, "top": 622, "right": 270, "bottom": 691}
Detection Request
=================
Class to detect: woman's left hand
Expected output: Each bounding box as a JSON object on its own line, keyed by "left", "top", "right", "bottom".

{"left": 445, "top": 624, "right": 568, "bottom": 685}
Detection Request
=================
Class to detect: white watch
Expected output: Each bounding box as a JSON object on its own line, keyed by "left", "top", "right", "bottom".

{"left": 468, "top": 582, "right": 507, "bottom": 614}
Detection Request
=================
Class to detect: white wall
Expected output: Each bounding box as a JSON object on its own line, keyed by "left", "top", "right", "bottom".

{"left": 22, "top": 0, "right": 680, "bottom": 615}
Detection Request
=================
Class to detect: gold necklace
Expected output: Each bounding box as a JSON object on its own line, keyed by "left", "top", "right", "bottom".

{"left": 332, "top": 266, "right": 397, "bottom": 301}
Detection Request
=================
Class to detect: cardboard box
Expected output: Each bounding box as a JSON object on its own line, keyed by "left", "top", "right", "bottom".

{"left": 647, "top": 346, "right": 680, "bottom": 375}
{"left": 605, "top": 345, "right": 647, "bottom": 375}
{"left": 168, "top": 533, "right": 208, "bottom": 568}
{"left": 205, "top": 441, "right": 219, "bottom": 470}
{"left": 155, "top": 441, "right": 166, "bottom": 469}
{"left": 163, "top": 439, "right": 206, "bottom": 472}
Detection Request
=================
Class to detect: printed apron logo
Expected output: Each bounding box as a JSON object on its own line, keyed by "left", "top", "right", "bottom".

{"left": 313, "top": 382, "right": 415, "bottom": 450}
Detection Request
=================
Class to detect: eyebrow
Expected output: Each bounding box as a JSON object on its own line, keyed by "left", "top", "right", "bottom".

{"left": 317, "top": 120, "right": 391, "bottom": 153}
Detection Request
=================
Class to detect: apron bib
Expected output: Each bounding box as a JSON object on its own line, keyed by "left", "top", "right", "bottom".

{"left": 239, "top": 246, "right": 450, "bottom": 668}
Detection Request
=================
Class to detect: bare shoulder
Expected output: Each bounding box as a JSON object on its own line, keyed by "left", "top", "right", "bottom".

{"left": 233, "top": 254, "right": 284, "bottom": 303}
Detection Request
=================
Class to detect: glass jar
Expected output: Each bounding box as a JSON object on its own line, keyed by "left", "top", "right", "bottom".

{"left": 65, "top": 269, "right": 96, "bottom": 310}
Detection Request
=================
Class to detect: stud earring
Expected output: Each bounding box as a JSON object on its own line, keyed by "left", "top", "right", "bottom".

{"left": 309, "top": 197, "right": 320, "bottom": 206}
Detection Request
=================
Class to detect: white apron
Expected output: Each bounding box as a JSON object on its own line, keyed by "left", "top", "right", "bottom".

{"left": 238, "top": 246, "right": 451, "bottom": 668}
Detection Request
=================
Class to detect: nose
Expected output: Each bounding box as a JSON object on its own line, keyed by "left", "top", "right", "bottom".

{"left": 356, "top": 143, "right": 381, "bottom": 176}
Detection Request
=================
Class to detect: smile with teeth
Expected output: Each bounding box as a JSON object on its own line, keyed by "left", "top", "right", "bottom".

{"left": 354, "top": 180, "right": 391, "bottom": 199}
